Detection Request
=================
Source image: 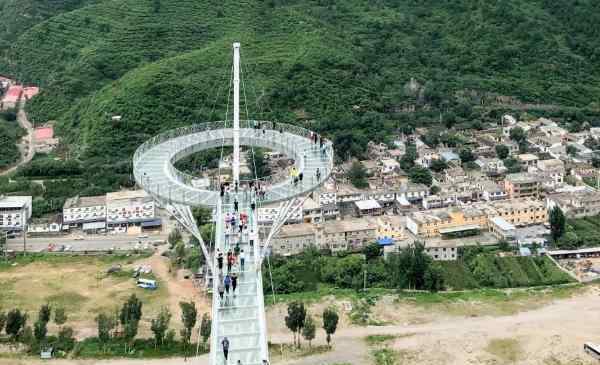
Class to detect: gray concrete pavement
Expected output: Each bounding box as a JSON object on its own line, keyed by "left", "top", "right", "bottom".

{"left": 7, "top": 233, "right": 168, "bottom": 252}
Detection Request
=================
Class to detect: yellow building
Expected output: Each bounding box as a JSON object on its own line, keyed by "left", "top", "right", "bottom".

{"left": 406, "top": 206, "right": 488, "bottom": 238}
{"left": 375, "top": 215, "right": 405, "bottom": 241}
{"left": 489, "top": 198, "right": 547, "bottom": 226}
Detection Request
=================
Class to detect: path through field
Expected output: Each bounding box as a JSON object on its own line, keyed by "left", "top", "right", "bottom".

{"left": 0, "top": 102, "right": 34, "bottom": 176}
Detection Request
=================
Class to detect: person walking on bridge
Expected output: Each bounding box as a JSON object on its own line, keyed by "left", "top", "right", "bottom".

{"left": 231, "top": 272, "right": 238, "bottom": 294}
{"left": 217, "top": 250, "right": 224, "bottom": 272}
{"left": 218, "top": 281, "right": 225, "bottom": 304}
{"left": 222, "top": 337, "right": 230, "bottom": 362}
{"left": 240, "top": 250, "right": 246, "bottom": 272}
{"left": 224, "top": 274, "right": 231, "bottom": 295}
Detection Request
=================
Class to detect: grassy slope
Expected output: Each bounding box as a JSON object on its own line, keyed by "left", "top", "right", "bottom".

{"left": 440, "top": 256, "right": 572, "bottom": 290}
{"left": 0, "top": 0, "right": 100, "bottom": 51}
{"left": 1, "top": 0, "right": 600, "bottom": 162}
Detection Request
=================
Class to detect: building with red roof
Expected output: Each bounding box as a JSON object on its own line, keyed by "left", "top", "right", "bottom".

{"left": 1, "top": 85, "right": 23, "bottom": 109}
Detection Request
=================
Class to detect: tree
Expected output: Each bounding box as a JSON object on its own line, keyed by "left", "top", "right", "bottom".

{"left": 498, "top": 239, "right": 511, "bottom": 252}
{"left": 509, "top": 126, "right": 526, "bottom": 142}
{"left": 347, "top": 161, "right": 369, "bottom": 189}
{"left": 429, "top": 159, "right": 448, "bottom": 173}
{"left": 443, "top": 112, "right": 456, "bottom": 129}
{"left": 400, "top": 145, "right": 417, "bottom": 171}
{"left": 322, "top": 307, "right": 339, "bottom": 347}
{"left": 430, "top": 185, "right": 441, "bottom": 195}
{"left": 20, "top": 325, "right": 34, "bottom": 347}
{"left": 387, "top": 242, "right": 432, "bottom": 290}
{"left": 285, "top": 301, "right": 306, "bottom": 347}
{"left": 558, "top": 231, "right": 579, "bottom": 249}
{"left": 120, "top": 294, "right": 143, "bottom": 325}
{"left": 592, "top": 157, "right": 600, "bottom": 168}
{"left": 56, "top": 326, "right": 75, "bottom": 352}
{"left": 503, "top": 157, "right": 521, "bottom": 173}
{"left": 180, "top": 301, "right": 197, "bottom": 359}
{"left": 363, "top": 242, "right": 382, "bottom": 262}
{"left": 54, "top": 307, "right": 67, "bottom": 329}
{"left": 566, "top": 144, "right": 578, "bottom": 156}
{"left": 168, "top": 229, "right": 182, "bottom": 247}
{"left": 549, "top": 206, "right": 566, "bottom": 242}
{"left": 200, "top": 313, "right": 211, "bottom": 345}
{"left": 0, "top": 312, "right": 6, "bottom": 335}
{"left": 495, "top": 144, "right": 510, "bottom": 159}
{"left": 33, "top": 318, "right": 48, "bottom": 344}
{"left": 5, "top": 309, "right": 27, "bottom": 340}
{"left": 248, "top": 148, "right": 271, "bottom": 179}
{"left": 120, "top": 294, "right": 143, "bottom": 351}
{"left": 424, "top": 263, "right": 445, "bottom": 292}
{"left": 408, "top": 166, "right": 433, "bottom": 186}
{"left": 150, "top": 307, "right": 171, "bottom": 348}
{"left": 459, "top": 149, "right": 475, "bottom": 163}
{"left": 95, "top": 313, "right": 116, "bottom": 349}
{"left": 38, "top": 304, "right": 51, "bottom": 324}
{"left": 302, "top": 315, "right": 316, "bottom": 348}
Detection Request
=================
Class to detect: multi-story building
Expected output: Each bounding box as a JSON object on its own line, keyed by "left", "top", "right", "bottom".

{"left": 517, "top": 154, "right": 539, "bottom": 168}
{"left": 475, "top": 157, "right": 507, "bottom": 176}
{"left": 504, "top": 173, "right": 541, "bottom": 199}
{"left": 0, "top": 196, "right": 32, "bottom": 232}
{"left": 375, "top": 215, "right": 405, "bottom": 243}
{"left": 106, "top": 190, "right": 157, "bottom": 229}
{"left": 424, "top": 242, "right": 459, "bottom": 261}
{"left": 444, "top": 167, "right": 468, "bottom": 184}
{"left": 270, "top": 223, "right": 316, "bottom": 256}
{"left": 489, "top": 198, "right": 548, "bottom": 226}
{"left": 478, "top": 181, "right": 508, "bottom": 201}
{"left": 547, "top": 190, "right": 600, "bottom": 218}
{"left": 62, "top": 195, "right": 107, "bottom": 227}
{"left": 534, "top": 159, "right": 565, "bottom": 186}
{"left": 315, "top": 218, "right": 377, "bottom": 252}
{"left": 406, "top": 206, "right": 488, "bottom": 238}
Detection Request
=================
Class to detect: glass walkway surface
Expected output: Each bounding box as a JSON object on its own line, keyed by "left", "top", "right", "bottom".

{"left": 210, "top": 201, "right": 268, "bottom": 365}
{"left": 133, "top": 121, "right": 334, "bottom": 208}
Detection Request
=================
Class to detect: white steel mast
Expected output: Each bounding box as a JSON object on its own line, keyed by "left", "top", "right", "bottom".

{"left": 232, "top": 42, "right": 241, "bottom": 187}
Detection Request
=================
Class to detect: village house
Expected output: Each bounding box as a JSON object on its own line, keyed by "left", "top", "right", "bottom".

{"left": 406, "top": 206, "right": 488, "bottom": 239}
{"left": 475, "top": 157, "right": 507, "bottom": 176}
{"left": 504, "top": 173, "right": 541, "bottom": 199}
{"left": 546, "top": 189, "right": 600, "bottom": 219}
{"left": 488, "top": 198, "right": 548, "bottom": 226}
{"left": 315, "top": 218, "right": 377, "bottom": 252}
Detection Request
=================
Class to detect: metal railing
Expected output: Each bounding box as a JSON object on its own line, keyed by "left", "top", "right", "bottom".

{"left": 133, "top": 120, "right": 334, "bottom": 206}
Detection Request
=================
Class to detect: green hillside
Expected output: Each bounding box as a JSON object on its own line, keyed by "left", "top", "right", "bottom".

{"left": 2, "top": 0, "right": 600, "bottom": 163}
{"left": 0, "top": 0, "right": 99, "bottom": 51}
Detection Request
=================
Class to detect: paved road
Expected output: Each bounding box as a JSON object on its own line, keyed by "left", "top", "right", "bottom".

{"left": 7, "top": 233, "right": 168, "bottom": 252}
{"left": 0, "top": 101, "right": 35, "bottom": 176}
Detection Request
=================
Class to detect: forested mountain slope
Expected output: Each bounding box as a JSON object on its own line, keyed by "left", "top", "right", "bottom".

{"left": 1, "top": 0, "right": 600, "bottom": 162}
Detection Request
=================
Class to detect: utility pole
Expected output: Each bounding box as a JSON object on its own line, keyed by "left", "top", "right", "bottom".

{"left": 232, "top": 42, "right": 241, "bottom": 188}
{"left": 22, "top": 223, "right": 26, "bottom": 256}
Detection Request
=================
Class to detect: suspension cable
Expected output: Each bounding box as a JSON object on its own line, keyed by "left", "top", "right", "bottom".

{"left": 240, "top": 49, "right": 278, "bottom": 305}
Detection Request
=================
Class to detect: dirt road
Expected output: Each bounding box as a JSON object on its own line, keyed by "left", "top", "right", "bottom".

{"left": 0, "top": 102, "right": 35, "bottom": 176}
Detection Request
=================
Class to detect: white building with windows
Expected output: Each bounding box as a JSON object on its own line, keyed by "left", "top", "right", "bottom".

{"left": 0, "top": 196, "right": 32, "bottom": 232}
{"left": 62, "top": 195, "right": 107, "bottom": 227}
{"left": 106, "top": 190, "right": 157, "bottom": 227}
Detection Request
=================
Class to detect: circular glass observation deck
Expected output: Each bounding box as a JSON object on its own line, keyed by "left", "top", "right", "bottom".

{"left": 133, "top": 121, "right": 334, "bottom": 207}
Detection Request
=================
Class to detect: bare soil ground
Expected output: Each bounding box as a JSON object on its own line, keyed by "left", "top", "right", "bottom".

{"left": 0, "top": 250, "right": 210, "bottom": 340}
{"left": 2, "top": 255, "right": 600, "bottom": 365}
